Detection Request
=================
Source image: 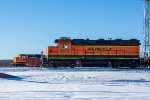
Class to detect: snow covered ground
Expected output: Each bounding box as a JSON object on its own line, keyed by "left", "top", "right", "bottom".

{"left": 0, "top": 67, "right": 150, "bottom": 100}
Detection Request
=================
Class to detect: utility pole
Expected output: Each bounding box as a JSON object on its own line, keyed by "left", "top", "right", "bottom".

{"left": 143, "top": 0, "right": 150, "bottom": 58}
{"left": 40, "top": 51, "right": 44, "bottom": 67}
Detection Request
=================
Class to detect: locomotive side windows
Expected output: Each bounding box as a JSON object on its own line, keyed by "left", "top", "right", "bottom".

{"left": 62, "top": 44, "right": 68, "bottom": 49}
{"left": 20, "top": 56, "right": 26, "bottom": 58}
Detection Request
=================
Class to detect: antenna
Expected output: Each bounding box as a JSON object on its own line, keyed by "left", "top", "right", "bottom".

{"left": 143, "top": 0, "right": 150, "bottom": 58}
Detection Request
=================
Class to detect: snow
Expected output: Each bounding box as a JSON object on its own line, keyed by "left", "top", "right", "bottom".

{"left": 0, "top": 67, "right": 150, "bottom": 99}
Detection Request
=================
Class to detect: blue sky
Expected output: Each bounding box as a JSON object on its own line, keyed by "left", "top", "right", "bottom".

{"left": 0, "top": 0, "right": 143, "bottom": 59}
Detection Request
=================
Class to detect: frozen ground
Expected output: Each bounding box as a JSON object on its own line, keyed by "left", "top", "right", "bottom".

{"left": 0, "top": 67, "right": 150, "bottom": 100}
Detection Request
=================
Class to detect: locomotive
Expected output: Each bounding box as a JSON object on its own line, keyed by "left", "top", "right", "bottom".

{"left": 46, "top": 37, "right": 140, "bottom": 68}
{"left": 13, "top": 54, "right": 47, "bottom": 67}
{"left": 13, "top": 37, "right": 140, "bottom": 68}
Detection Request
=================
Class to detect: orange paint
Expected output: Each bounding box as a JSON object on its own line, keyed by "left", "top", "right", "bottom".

{"left": 13, "top": 57, "right": 26, "bottom": 63}
{"left": 46, "top": 43, "right": 139, "bottom": 56}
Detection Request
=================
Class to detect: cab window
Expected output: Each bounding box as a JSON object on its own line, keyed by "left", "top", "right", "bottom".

{"left": 20, "top": 56, "right": 26, "bottom": 58}
{"left": 62, "top": 44, "right": 68, "bottom": 49}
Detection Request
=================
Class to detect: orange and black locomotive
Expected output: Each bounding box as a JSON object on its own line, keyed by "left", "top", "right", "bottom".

{"left": 46, "top": 37, "right": 140, "bottom": 68}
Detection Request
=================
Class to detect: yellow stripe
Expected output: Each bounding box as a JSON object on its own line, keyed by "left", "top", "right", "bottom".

{"left": 47, "top": 54, "right": 139, "bottom": 56}
{"left": 49, "top": 57, "right": 139, "bottom": 60}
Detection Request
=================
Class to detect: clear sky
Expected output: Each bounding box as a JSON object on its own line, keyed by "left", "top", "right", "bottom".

{"left": 0, "top": 0, "right": 143, "bottom": 59}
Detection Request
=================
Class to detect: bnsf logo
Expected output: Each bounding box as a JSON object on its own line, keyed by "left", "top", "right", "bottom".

{"left": 88, "top": 47, "right": 112, "bottom": 51}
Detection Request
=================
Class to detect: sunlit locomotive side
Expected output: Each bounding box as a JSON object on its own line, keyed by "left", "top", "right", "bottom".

{"left": 46, "top": 37, "right": 140, "bottom": 68}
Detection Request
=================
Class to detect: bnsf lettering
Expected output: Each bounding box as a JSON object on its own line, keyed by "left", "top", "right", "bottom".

{"left": 88, "top": 48, "right": 112, "bottom": 51}
{"left": 60, "top": 49, "right": 69, "bottom": 53}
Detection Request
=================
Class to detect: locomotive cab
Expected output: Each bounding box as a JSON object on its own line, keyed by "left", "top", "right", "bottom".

{"left": 13, "top": 54, "right": 27, "bottom": 66}
{"left": 57, "top": 37, "right": 72, "bottom": 55}
{"left": 47, "top": 37, "right": 75, "bottom": 67}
